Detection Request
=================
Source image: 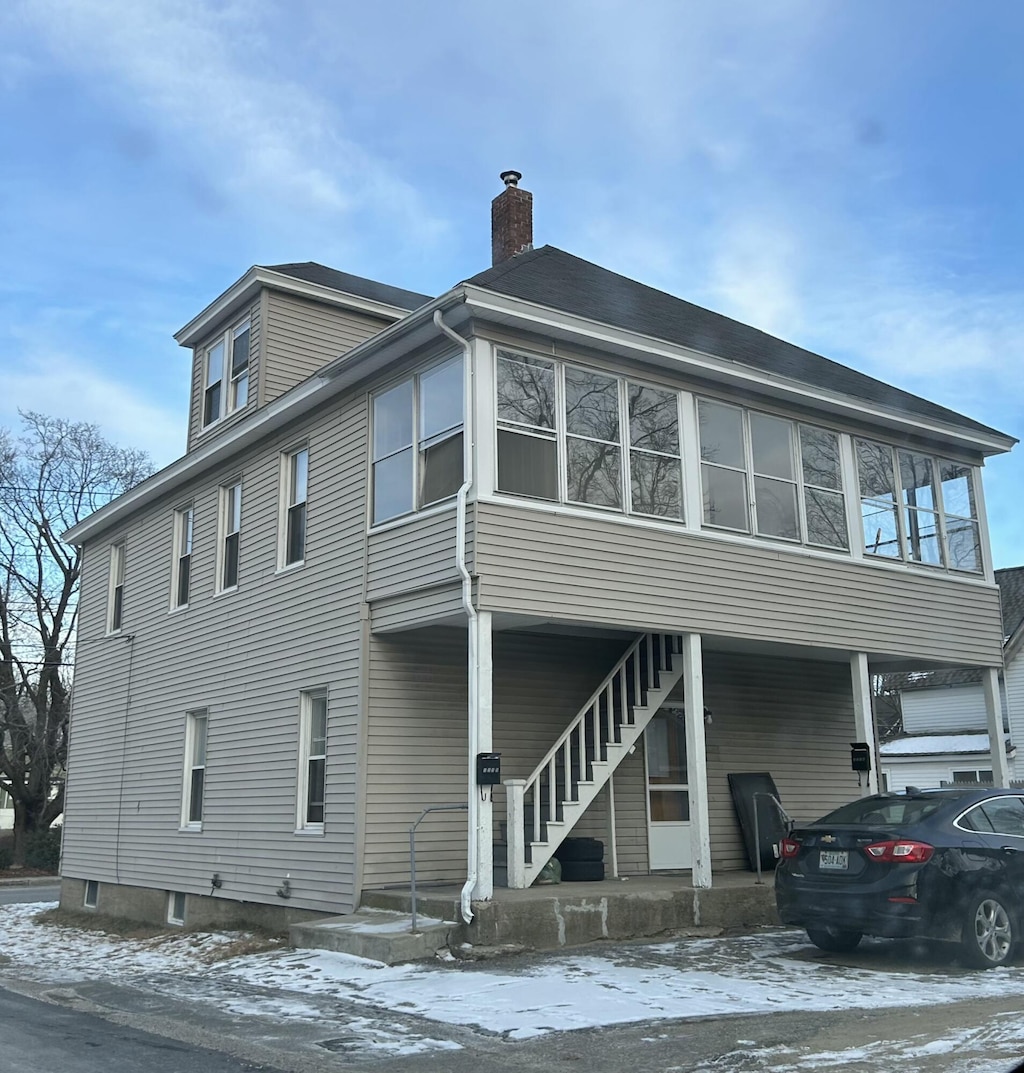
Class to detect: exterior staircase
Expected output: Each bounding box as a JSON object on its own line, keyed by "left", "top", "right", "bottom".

{"left": 504, "top": 632, "right": 684, "bottom": 888}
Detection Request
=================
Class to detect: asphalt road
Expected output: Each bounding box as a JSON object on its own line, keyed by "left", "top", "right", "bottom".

{"left": 0, "top": 985, "right": 281, "bottom": 1073}
{"left": 0, "top": 883, "right": 60, "bottom": 905}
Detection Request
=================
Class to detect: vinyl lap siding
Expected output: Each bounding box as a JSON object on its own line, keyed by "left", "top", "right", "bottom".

{"left": 62, "top": 395, "right": 369, "bottom": 914}
{"left": 366, "top": 507, "right": 470, "bottom": 602}
{"left": 901, "top": 686, "right": 990, "bottom": 733}
{"left": 262, "top": 291, "right": 391, "bottom": 404}
{"left": 474, "top": 502, "right": 1003, "bottom": 666}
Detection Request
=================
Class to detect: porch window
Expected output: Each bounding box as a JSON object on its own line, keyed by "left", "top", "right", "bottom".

{"left": 496, "top": 350, "right": 684, "bottom": 518}
{"left": 496, "top": 351, "right": 558, "bottom": 500}
{"left": 699, "top": 402, "right": 849, "bottom": 549}
{"left": 372, "top": 357, "right": 464, "bottom": 524}
{"left": 856, "top": 441, "right": 981, "bottom": 573}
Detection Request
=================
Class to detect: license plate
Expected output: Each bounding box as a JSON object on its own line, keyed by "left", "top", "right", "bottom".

{"left": 819, "top": 850, "right": 849, "bottom": 871}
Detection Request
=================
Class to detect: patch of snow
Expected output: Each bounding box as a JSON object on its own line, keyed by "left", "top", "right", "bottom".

{"left": 879, "top": 733, "right": 1000, "bottom": 756}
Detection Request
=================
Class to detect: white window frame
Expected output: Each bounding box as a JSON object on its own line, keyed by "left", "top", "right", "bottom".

{"left": 167, "top": 891, "right": 187, "bottom": 925}
{"left": 855, "top": 439, "right": 983, "bottom": 574}
{"left": 170, "top": 505, "right": 194, "bottom": 610}
{"left": 279, "top": 447, "right": 309, "bottom": 569}
{"left": 202, "top": 317, "right": 251, "bottom": 428}
{"left": 216, "top": 482, "right": 242, "bottom": 593}
{"left": 296, "top": 688, "right": 328, "bottom": 833}
{"left": 107, "top": 541, "right": 125, "bottom": 633}
{"left": 370, "top": 355, "right": 464, "bottom": 526}
{"left": 83, "top": 879, "right": 99, "bottom": 909}
{"left": 494, "top": 348, "right": 687, "bottom": 523}
{"left": 181, "top": 709, "right": 208, "bottom": 830}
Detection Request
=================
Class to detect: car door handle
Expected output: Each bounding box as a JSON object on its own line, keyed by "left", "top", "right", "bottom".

{"left": 1000, "top": 846, "right": 1020, "bottom": 853}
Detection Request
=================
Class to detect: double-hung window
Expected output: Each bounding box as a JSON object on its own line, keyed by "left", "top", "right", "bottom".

{"left": 282, "top": 448, "right": 309, "bottom": 567}
{"left": 108, "top": 542, "right": 125, "bottom": 632}
{"left": 218, "top": 482, "right": 242, "bottom": 591}
{"left": 171, "top": 506, "right": 194, "bottom": 608}
{"left": 855, "top": 441, "right": 981, "bottom": 572}
{"left": 182, "top": 710, "right": 208, "bottom": 827}
{"left": 371, "top": 357, "right": 464, "bottom": 524}
{"left": 202, "top": 319, "right": 250, "bottom": 427}
{"left": 297, "top": 689, "right": 327, "bottom": 829}
{"left": 698, "top": 400, "right": 848, "bottom": 549}
{"left": 495, "top": 351, "right": 684, "bottom": 518}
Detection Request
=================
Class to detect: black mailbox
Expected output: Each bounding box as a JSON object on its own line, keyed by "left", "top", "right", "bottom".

{"left": 850, "top": 742, "right": 872, "bottom": 772}
{"left": 476, "top": 752, "right": 501, "bottom": 786}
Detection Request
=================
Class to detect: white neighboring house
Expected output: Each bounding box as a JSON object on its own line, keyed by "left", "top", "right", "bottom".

{"left": 0, "top": 790, "right": 12, "bottom": 832}
{"left": 882, "top": 566, "right": 1024, "bottom": 790}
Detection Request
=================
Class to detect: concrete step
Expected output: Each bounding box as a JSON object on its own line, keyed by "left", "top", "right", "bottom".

{"left": 289, "top": 907, "right": 457, "bottom": 965}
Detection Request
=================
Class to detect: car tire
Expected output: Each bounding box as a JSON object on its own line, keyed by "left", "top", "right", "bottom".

{"left": 960, "top": 890, "right": 1016, "bottom": 969}
{"left": 559, "top": 860, "right": 605, "bottom": 882}
{"left": 554, "top": 838, "right": 604, "bottom": 863}
{"left": 806, "top": 926, "right": 863, "bottom": 953}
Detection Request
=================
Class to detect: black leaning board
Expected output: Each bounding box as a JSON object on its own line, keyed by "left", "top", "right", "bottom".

{"left": 727, "top": 772, "right": 785, "bottom": 872}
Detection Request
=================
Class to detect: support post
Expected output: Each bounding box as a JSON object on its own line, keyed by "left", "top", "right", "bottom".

{"left": 504, "top": 779, "right": 526, "bottom": 889}
{"left": 473, "top": 610, "right": 494, "bottom": 900}
{"left": 682, "top": 633, "right": 712, "bottom": 888}
{"left": 983, "top": 667, "right": 1011, "bottom": 787}
{"left": 850, "top": 652, "right": 879, "bottom": 795}
{"left": 606, "top": 775, "right": 619, "bottom": 879}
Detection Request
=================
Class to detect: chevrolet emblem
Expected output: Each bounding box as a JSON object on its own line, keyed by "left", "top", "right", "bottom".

{"left": 821, "top": 835, "right": 837, "bottom": 843}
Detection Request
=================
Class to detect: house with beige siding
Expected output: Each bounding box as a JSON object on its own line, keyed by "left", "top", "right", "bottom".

{"left": 881, "top": 566, "right": 1024, "bottom": 791}
{"left": 59, "top": 175, "right": 1016, "bottom": 929}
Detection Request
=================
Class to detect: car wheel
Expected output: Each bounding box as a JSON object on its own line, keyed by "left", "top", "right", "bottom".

{"left": 806, "top": 926, "right": 863, "bottom": 953}
{"left": 960, "top": 890, "right": 1015, "bottom": 969}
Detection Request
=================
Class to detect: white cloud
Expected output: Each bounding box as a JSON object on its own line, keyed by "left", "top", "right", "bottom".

{"left": 10, "top": 0, "right": 447, "bottom": 247}
{"left": 2, "top": 353, "right": 184, "bottom": 466}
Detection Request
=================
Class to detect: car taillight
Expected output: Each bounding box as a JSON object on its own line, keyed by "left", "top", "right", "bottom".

{"left": 863, "top": 840, "right": 934, "bottom": 863}
{"left": 780, "top": 837, "right": 801, "bottom": 859}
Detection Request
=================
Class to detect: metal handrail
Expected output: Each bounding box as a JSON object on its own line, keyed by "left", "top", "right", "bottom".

{"left": 752, "top": 791, "right": 794, "bottom": 885}
{"left": 409, "top": 803, "right": 467, "bottom": 932}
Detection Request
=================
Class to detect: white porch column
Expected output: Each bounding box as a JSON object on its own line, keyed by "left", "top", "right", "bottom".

{"left": 682, "top": 633, "right": 712, "bottom": 888}
{"left": 983, "top": 667, "right": 1011, "bottom": 787}
{"left": 472, "top": 610, "right": 494, "bottom": 900}
{"left": 851, "top": 652, "right": 879, "bottom": 795}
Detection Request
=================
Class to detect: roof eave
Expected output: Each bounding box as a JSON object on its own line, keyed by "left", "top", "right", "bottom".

{"left": 174, "top": 267, "right": 419, "bottom": 349}
{"left": 65, "top": 289, "right": 468, "bottom": 545}
{"left": 463, "top": 285, "right": 1016, "bottom": 458}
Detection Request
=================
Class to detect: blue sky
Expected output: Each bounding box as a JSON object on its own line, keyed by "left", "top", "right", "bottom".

{"left": 2, "top": 0, "right": 1021, "bottom": 566}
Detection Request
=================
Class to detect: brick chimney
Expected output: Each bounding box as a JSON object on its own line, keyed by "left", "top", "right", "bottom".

{"left": 491, "top": 170, "right": 533, "bottom": 266}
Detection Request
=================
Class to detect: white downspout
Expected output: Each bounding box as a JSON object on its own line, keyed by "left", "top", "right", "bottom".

{"left": 432, "top": 310, "right": 478, "bottom": 924}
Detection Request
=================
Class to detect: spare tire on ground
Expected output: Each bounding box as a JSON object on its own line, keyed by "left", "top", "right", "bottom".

{"left": 554, "top": 837, "right": 604, "bottom": 862}
{"left": 559, "top": 859, "right": 605, "bottom": 882}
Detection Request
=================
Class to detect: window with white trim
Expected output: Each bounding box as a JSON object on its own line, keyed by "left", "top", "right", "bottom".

{"left": 181, "top": 710, "right": 208, "bottom": 827}
{"left": 171, "top": 506, "right": 194, "bottom": 608}
{"left": 167, "top": 891, "right": 186, "bottom": 925}
{"left": 951, "top": 768, "right": 994, "bottom": 785}
{"left": 217, "top": 482, "right": 242, "bottom": 591}
{"left": 698, "top": 399, "right": 849, "bottom": 549}
{"left": 281, "top": 448, "right": 308, "bottom": 567}
{"left": 855, "top": 440, "right": 982, "bottom": 572}
{"left": 84, "top": 880, "right": 99, "bottom": 909}
{"left": 495, "top": 350, "right": 684, "bottom": 519}
{"left": 107, "top": 542, "right": 125, "bottom": 632}
{"left": 297, "top": 689, "right": 327, "bottom": 829}
{"left": 371, "top": 357, "right": 463, "bottom": 524}
{"left": 202, "top": 319, "right": 250, "bottom": 427}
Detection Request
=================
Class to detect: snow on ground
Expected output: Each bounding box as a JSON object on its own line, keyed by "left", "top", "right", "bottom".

{"left": 3, "top": 901, "right": 1024, "bottom": 1058}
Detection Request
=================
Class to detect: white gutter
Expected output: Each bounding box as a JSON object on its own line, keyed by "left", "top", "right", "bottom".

{"left": 433, "top": 310, "right": 478, "bottom": 925}
{"left": 460, "top": 285, "right": 1017, "bottom": 458}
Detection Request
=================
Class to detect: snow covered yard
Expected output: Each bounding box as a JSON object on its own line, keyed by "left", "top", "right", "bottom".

{"left": 2, "top": 901, "right": 1024, "bottom": 1068}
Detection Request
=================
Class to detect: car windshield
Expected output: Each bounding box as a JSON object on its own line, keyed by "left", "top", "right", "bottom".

{"left": 814, "top": 796, "right": 949, "bottom": 826}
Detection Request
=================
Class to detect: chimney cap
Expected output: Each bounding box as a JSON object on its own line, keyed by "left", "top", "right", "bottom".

{"left": 500, "top": 170, "right": 523, "bottom": 188}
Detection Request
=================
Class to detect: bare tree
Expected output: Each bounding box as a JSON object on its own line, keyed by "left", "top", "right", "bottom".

{"left": 0, "top": 412, "right": 151, "bottom": 865}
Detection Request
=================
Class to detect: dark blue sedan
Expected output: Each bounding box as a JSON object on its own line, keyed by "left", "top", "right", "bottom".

{"left": 775, "top": 787, "right": 1024, "bottom": 968}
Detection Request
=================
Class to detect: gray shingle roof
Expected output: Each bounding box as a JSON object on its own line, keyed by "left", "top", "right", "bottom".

{"left": 996, "top": 565, "right": 1024, "bottom": 644}
{"left": 264, "top": 261, "right": 432, "bottom": 312}
{"left": 466, "top": 246, "right": 1011, "bottom": 442}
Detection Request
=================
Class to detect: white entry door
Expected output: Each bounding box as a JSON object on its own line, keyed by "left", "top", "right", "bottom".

{"left": 646, "top": 709, "right": 692, "bottom": 870}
